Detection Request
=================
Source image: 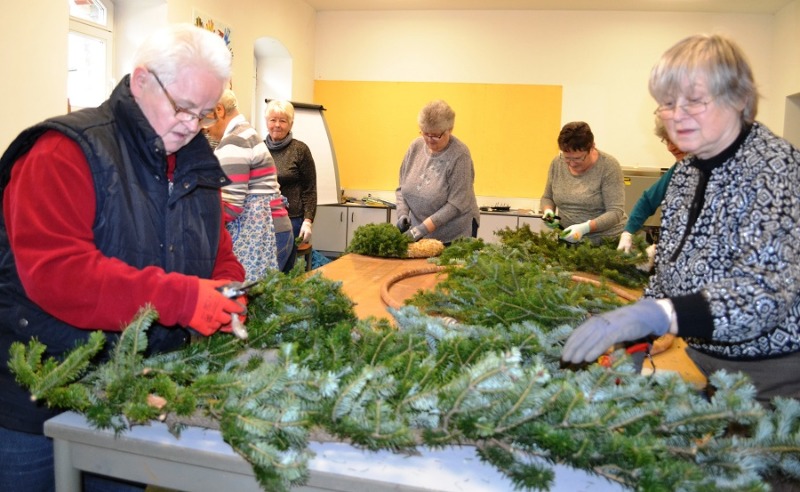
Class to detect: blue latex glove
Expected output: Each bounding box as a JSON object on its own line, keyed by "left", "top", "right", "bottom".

{"left": 404, "top": 222, "right": 429, "bottom": 242}
{"left": 560, "top": 220, "right": 591, "bottom": 243}
{"left": 562, "top": 299, "right": 671, "bottom": 364}
{"left": 542, "top": 209, "right": 560, "bottom": 230}
{"left": 396, "top": 215, "right": 411, "bottom": 233}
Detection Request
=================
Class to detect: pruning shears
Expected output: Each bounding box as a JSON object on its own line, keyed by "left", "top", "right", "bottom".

{"left": 543, "top": 214, "right": 565, "bottom": 230}
{"left": 216, "top": 280, "right": 258, "bottom": 340}
{"left": 216, "top": 280, "right": 259, "bottom": 299}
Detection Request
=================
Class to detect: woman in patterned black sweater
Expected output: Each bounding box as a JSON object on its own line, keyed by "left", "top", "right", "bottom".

{"left": 563, "top": 34, "right": 800, "bottom": 406}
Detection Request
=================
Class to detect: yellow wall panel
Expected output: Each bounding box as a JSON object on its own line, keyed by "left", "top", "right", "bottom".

{"left": 313, "top": 80, "right": 562, "bottom": 198}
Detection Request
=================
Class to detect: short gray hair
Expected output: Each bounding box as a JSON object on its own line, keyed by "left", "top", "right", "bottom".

{"left": 133, "top": 24, "right": 231, "bottom": 87}
{"left": 418, "top": 100, "right": 455, "bottom": 133}
{"left": 217, "top": 89, "right": 238, "bottom": 112}
{"left": 649, "top": 33, "right": 759, "bottom": 124}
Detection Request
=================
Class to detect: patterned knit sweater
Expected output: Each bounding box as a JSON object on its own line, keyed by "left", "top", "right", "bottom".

{"left": 646, "top": 122, "right": 800, "bottom": 360}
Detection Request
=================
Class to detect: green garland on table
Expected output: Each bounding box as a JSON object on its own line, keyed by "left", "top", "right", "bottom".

{"left": 491, "top": 225, "right": 653, "bottom": 289}
{"left": 8, "top": 230, "right": 800, "bottom": 492}
{"left": 346, "top": 222, "right": 411, "bottom": 258}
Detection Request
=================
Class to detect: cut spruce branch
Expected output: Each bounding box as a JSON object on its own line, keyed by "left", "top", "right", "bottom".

{"left": 8, "top": 229, "right": 800, "bottom": 492}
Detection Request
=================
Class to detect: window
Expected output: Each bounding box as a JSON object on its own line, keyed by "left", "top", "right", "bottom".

{"left": 69, "top": 0, "right": 108, "bottom": 25}
{"left": 68, "top": 0, "right": 113, "bottom": 111}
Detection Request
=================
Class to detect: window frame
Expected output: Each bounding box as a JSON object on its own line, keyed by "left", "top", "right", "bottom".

{"left": 68, "top": 0, "right": 114, "bottom": 111}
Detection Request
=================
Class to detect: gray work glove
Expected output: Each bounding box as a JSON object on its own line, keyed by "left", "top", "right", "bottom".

{"left": 396, "top": 215, "right": 411, "bottom": 233}
{"left": 404, "top": 222, "right": 429, "bottom": 242}
{"left": 562, "top": 299, "right": 670, "bottom": 364}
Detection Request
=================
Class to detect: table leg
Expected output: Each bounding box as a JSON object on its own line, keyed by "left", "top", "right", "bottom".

{"left": 52, "top": 438, "right": 81, "bottom": 492}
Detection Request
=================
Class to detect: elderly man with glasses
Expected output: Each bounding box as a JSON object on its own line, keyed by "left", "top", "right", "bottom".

{"left": 0, "top": 24, "right": 245, "bottom": 491}
{"left": 540, "top": 121, "right": 627, "bottom": 244}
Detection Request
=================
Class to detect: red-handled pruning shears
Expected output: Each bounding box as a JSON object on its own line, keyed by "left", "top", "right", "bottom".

{"left": 216, "top": 280, "right": 258, "bottom": 340}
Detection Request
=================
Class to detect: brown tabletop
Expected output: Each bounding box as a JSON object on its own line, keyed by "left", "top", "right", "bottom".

{"left": 314, "top": 253, "right": 706, "bottom": 388}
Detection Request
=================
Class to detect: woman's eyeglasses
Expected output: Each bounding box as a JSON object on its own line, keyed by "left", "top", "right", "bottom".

{"left": 420, "top": 130, "right": 447, "bottom": 141}
{"left": 560, "top": 151, "right": 590, "bottom": 163}
{"left": 654, "top": 99, "right": 713, "bottom": 120}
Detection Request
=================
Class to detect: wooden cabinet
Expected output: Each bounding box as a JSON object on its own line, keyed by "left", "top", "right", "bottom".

{"left": 314, "top": 205, "right": 390, "bottom": 255}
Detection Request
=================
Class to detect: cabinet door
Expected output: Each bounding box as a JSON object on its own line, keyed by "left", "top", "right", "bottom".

{"left": 477, "top": 214, "right": 518, "bottom": 244}
{"left": 314, "top": 205, "right": 348, "bottom": 254}
{"left": 518, "top": 216, "right": 547, "bottom": 234}
{"left": 346, "top": 207, "right": 390, "bottom": 248}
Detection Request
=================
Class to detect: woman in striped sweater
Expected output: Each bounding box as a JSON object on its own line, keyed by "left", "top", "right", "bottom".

{"left": 207, "top": 89, "right": 296, "bottom": 277}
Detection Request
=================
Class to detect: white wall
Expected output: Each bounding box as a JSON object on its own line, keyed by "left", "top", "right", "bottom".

{"left": 0, "top": 0, "right": 316, "bottom": 153}
{"left": 773, "top": 0, "right": 800, "bottom": 145}
{"left": 3, "top": 2, "right": 798, "bottom": 172}
{"left": 0, "top": 1, "right": 69, "bottom": 152}
{"left": 166, "top": 0, "right": 317, "bottom": 126}
{"left": 314, "top": 8, "right": 798, "bottom": 171}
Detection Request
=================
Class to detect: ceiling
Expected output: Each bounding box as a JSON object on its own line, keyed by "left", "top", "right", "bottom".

{"left": 304, "top": 0, "right": 794, "bottom": 14}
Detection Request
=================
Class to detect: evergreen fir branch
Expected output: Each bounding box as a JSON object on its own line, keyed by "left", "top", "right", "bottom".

{"left": 9, "top": 331, "right": 106, "bottom": 402}
{"left": 7, "top": 338, "right": 47, "bottom": 388}
{"left": 109, "top": 306, "right": 158, "bottom": 373}
{"left": 8, "top": 238, "right": 800, "bottom": 491}
{"left": 346, "top": 222, "right": 410, "bottom": 257}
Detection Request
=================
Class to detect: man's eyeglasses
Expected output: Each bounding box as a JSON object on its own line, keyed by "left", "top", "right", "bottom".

{"left": 654, "top": 99, "right": 713, "bottom": 120}
{"left": 560, "top": 151, "right": 590, "bottom": 163}
{"left": 149, "top": 70, "right": 217, "bottom": 128}
{"left": 420, "top": 130, "right": 447, "bottom": 141}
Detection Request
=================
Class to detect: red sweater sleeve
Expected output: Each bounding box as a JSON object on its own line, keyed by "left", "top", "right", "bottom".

{"left": 212, "top": 202, "right": 245, "bottom": 281}
{"left": 3, "top": 131, "right": 242, "bottom": 331}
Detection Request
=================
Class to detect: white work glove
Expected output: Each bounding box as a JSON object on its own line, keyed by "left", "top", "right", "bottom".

{"left": 562, "top": 299, "right": 671, "bottom": 364}
{"left": 298, "top": 220, "right": 313, "bottom": 244}
{"left": 637, "top": 244, "right": 656, "bottom": 272}
{"left": 542, "top": 209, "right": 561, "bottom": 230}
{"left": 560, "top": 221, "right": 591, "bottom": 243}
{"left": 617, "top": 231, "right": 633, "bottom": 253}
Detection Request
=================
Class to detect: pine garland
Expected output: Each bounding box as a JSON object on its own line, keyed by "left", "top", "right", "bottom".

{"left": 7, "top": 230, "right": 800, "bottom": 491}
{"left": 346, "top": 222, "right": 411, "bottom": 258}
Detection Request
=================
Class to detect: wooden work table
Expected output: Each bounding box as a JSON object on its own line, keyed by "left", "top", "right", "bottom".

{"left": 313, "top": 253, "right": 706, "bottom": 387}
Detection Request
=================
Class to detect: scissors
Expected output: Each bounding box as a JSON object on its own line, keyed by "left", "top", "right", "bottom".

{"left": 542, "top": 214, "right": 565, "bottom": 230}
{"left": 216, "top": 280, "right": 259, "bottom": 299}
{"left": 216, "top": 280, "right": 259, "bottom": 340}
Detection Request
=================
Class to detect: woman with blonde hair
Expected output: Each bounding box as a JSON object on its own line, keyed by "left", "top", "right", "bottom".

{"left": 265, "top": 100, "right": 317, "bottom": 247}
